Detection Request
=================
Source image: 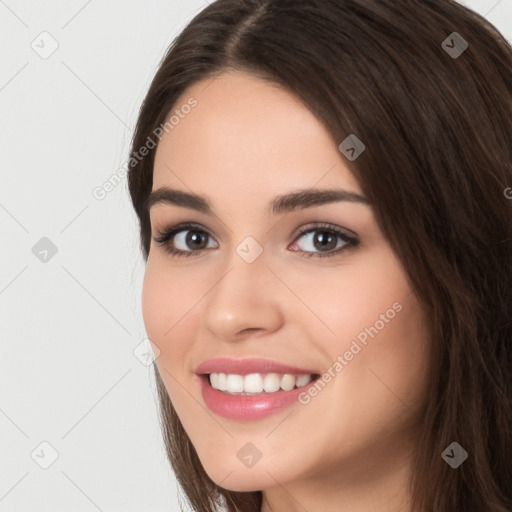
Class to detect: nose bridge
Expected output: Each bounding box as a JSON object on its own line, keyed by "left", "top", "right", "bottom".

{"left": 217, "top": 228, "right": 270, "bottom": 292}
{"left": 201, "top": 241, "right": 283, "bottom": 341}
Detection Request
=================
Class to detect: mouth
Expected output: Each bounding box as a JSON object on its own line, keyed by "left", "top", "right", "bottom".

{"left": 195, "top": 358, "right": 322, "bottom": 420}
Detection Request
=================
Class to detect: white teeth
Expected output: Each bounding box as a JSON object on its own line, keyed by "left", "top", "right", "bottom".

{"left": 295, "top": 374, "right": 313, "bottom": 387}
{"left": 209, "top": 372, "right": 315, "bottom": 394}
{"left": 263, "top": 373, "right": 281, "bottom": 392}
{"left": 244, "top": 373, "right": 264, "bottom": 393}
{"left": 217, "top": 373, "right": 227, "bottom": 391}
{"left": 209, "top": 372, "right": 219, "bottom": 389}
{"left": 280, "top": 374, "right": 295, "bottom": 391}
{"left": 226, "top": 374, "right": 244, "bottom": 393}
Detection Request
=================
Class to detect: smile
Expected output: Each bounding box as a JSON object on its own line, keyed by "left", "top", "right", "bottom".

{"left": 196, "top": 358, "right": 321, "bottom": 420}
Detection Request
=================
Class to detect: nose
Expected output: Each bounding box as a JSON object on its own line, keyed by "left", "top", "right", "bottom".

{"left": 202, "top": 252, "right": 284, "bottom": 342}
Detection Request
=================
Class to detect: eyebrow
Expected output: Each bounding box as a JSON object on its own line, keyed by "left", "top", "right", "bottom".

{"left": 145, "top": 186, "right": 371, "bottom": 216}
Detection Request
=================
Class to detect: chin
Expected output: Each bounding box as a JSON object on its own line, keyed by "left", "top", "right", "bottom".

{"left": 200, "top": 458, "right": 276, "bottom": 493}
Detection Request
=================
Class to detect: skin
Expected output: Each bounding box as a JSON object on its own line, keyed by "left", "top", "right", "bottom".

{"left": 142, "top": 70, "right": 431, "bottom": 512}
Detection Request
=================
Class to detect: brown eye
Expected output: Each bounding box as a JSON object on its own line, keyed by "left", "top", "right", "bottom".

{"left": 153, "top": 223, "right": 218, "bottom": 258}
{"left": 182, "top": 230, "right": 209, "bottom": 250}
{"left": 290, "top": 223, "right": 359, "bottom": 259}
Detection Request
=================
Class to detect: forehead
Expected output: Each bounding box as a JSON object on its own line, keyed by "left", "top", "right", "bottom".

{"left": 152, "top": 70, "right": 362, "bottom": 199}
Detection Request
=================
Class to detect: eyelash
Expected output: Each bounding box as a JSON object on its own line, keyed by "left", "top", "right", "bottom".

{"left": 152, "top": 222, "right": 359, "bottom": 259}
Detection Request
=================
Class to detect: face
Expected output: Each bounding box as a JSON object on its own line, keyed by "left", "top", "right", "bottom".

{"left": 142, "top": 70, "right": 431, "bottom": 499}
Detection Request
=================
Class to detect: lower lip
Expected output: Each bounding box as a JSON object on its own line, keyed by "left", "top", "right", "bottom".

{"left": 198, "top": 374, "right": 318, "bottom": 420}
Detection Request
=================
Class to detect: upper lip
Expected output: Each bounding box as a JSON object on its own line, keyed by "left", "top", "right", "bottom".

{"left": 195, "top": 358, "right": 319, "bottom": 376}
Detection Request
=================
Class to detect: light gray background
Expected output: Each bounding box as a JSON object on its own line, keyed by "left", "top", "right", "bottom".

{"left": 0, "top": 1, "right": 510, "bottom": 511}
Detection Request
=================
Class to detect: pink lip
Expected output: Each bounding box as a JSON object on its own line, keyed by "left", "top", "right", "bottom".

{"left": 195, "top": 358, "right": 320, "bottom": 421}
{"left": 195, "top": 357, "right": 318, "bottom": 376}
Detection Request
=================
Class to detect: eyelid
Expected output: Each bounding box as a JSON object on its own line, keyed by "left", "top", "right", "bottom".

{"left": 153, "top": 222, "right": 217, "bottom": 245}
{"left": 290, "top": 221, "right": 358, "bottom": 241}
{"left": 153, "top": 220, "right": 357, "bottom": 240}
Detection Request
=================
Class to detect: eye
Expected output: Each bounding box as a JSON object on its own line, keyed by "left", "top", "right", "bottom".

{"left": 152, "top": 222, "right": 359, "bottom": 259}
{"left": 153, "top": 222, "right": 218, "bottom": 258}
{"left": 289, "top": 223, "right": 359, "bottom": 259}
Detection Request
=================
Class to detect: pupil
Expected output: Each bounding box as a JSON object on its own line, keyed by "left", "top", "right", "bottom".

{"left": 187, "top": 231, "right": 207, "bottom": 249}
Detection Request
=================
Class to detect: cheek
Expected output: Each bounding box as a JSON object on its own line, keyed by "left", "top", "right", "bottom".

{"left": 142, "top": 262, "right": 197, "bottom": 410}
{"left": 310, "top": 250, "right": 430, "bottom": 418}
{"left": 370, "top": 296, "right": 430, "bottom": 394}
{"left": 295, "top": 248, "right": 413, "bottom": 350}
{"left": 142, "top": 256, "right": 210, "bottom": 380}
{"left": 329, "top": 294, "right": 430, "bottom": 433}
{"left": 141, "top": 262, "right": 167, "bottom": 344}
{"left": 141, "top": 258, "right": 191, "bottom": 357}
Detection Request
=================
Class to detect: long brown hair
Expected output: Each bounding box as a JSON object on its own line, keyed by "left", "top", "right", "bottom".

{"left": 127, "top": 1, "right": 512, "bottom": 510}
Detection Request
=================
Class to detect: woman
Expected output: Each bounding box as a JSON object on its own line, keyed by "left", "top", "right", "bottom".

{"left": 127, "top": 0, "right": 512, "bottom": 510}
